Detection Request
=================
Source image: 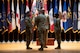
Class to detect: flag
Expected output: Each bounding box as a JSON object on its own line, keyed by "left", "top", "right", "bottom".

{"left": 36, "top": 0, "right": 43, "bottom": 11}
{"left": 11, "top": 0, "right": 16, "bottom": 31}
{"left": 78, "top": 1, "right": 80, "bottom": 33}
{"left": 7, "top": 0, "right": 12, "bottom": 33}
{"left": 43, "top": 0, "right": 48, "bottom": 16}
{"left": 16, "top": 0, "right": 20, "bottom": 33}
{"left": 66, "top": 0, "right": 72, "bottom": 32}
{"left": 2, "top": 0, "right": 8, "bottom": 34}
{"left": 62, "top": 0, "right": 67, "bottom": 21}
{"left": 59, "top": 0, "right": 64, "bottom": 30}
{"left": 73, "top": 0, "right": 78, "bottom": 33}
{"left": 59, "top": 0, "right": 62, "bottom": 13}
{"left": 20, "top": 0, "right": 26, "bottom": 34}
{"left": 49, "top": 0, "right": 54, "bottom": 33}
{"left": 62, "top": 0, "right": 68, "bottom": 33}
{"left": 54, "top": 0, "right": 58, "bottom": 15}
{"left": 31, "top": 0, "right": 37, "bottom": 16}
{"left": 25, "top": 0, "right": 29, "bottom": 13}
{"left": 31, "top": 0, "right": 36, "bottom": 14}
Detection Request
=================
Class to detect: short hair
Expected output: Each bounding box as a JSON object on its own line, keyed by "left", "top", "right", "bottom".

{"left": 25, "top": 11, "right": 30, "bottom": 16}
{"left": 54, "top": 14, "right": 59, "bottom": 18}
{"left": 39, "top": 9, "right": 44, "bottom": 14}
{"left": 25, "top": 11, "right": 30, "bottom": 14}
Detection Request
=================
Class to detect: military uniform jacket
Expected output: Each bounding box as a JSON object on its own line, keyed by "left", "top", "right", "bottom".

{"left": 54, "top": 18, "right": 61, "bottom": 33}
{"left": 25, "top": 16, "right": 33, "bottom": 29}
{"left": 35, "top": 14, "right": 46, "bottom": 30}
{"left": 0, "top": 16, "right": 3, "bottom": 30}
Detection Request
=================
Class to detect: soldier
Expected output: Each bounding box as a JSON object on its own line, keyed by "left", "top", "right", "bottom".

{"left": 0, "top": 13, "right": 3, "bottom": 32}
{"left": 54, "top": 14, "right": 61, "bottom": 49}
{"left": 25, "top": 11, "right": 33, "bottom": 49}
{"left": 0, "top": 13, "right": 3, "bottom": 42}
{"left": 34, "top": 10, "right": 46, "bottom": 51}
{"left": 43, "top": 14, "right": 49, "bottom": 48}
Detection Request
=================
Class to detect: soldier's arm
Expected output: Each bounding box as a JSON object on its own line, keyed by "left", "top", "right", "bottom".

{"left": 58, "top": 19, "right": 61, "bottom": 31}
{"left": 6, "top": 18, "right": 11, "bottom": 24}
{"left": 46, "top": 16, "right": 50, "bottom": 29}
{"left": 1, "top": 19, "right": 4, "bottom": 22}
{"left": 25, "top": 18, "right": 29, "bottom": 25}
{"left": 34, "top": 17, "right": 37, "bottom": 26}
{"left": 0, "top": 28, "right": 2, "bottom": 31}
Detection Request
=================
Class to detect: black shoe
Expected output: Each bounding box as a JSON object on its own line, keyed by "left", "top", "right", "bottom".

{"left": 27, "top": 47, "right": 32, "bottom": 49}
{"left": 38, "top": 48, "right": 43, "bottom": 51}
{"left": 44, "top": 46, "right": 48, "bottom": 48}
{"left": 55, "top": 47, "right": 61, "bottom": 49}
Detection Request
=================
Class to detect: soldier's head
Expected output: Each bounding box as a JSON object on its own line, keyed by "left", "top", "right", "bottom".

{"left": 25, "top": 11, "right": 31, "bottom": 17}
{"left": 39, "top": 9, "right": 45, "bottom": 14}
{"left": 54, "top": 14, "right": 59, "bottom": 18}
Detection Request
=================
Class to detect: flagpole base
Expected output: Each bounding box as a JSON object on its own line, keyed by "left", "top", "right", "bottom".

{"left": 12, "top": 41, "right": 15, "bottom": 43}
{"left": 2, "top": 41, "right": 5, "bottom": 43}
{"left": 7, "top": 40, "right": 10, "bottom": 43}
{"left": 21, "top": 40, "right": 24, "bottom": 43}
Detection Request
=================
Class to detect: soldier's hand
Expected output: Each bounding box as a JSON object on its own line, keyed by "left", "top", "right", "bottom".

{"left": 3, "top": 26, "right": 5, "bottom": 30}
{"left": 47, "top": 30, "right": 49, "bottom": 33}
{"left": 1, "top": 20, "right": 4, "bottom": 22}
{"left": 33, "top": 26, "right": 37, "bottom": 31}
{"left": 35, "top": 26, "right": 37, "bottom": 29}
{"left": 33, "top": 27, "right": 36, "bottom": 31}
{"left": 0, "top": 29, "right": 2, "bottom": 31}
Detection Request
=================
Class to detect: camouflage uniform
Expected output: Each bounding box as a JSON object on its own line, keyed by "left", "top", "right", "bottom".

{"left": 25, "top": 13, "right": 33, "bottom": 49}
{"left": 35, "top": 13, "right": 46, "bottom": 50}
{"left": 54, "top": 17, "right": 61, "bottom": 49}
{"left": 43, "top": 16, "right": 49, "bottom": 48}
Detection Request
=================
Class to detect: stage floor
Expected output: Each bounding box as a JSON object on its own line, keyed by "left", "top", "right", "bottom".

{"left": 0, "top": 41, "right": 80, "bottom": 53}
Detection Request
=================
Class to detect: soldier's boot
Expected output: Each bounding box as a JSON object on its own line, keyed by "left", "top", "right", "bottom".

{"left": 55, "top": 42, "right": 61, "bottom": 49}
{"left": 26, "top": 41, "right": 32, "bottom": 49}
{"left": 38, "top": 44, "right": 44, "bottom": 51}
{"left": 44, "top": 43, "right": 48, "bottom": 48}
{"left": 44, "top": 46, "right": 48, "bottom": 48}
{"left": 43, "top": 36, "right": 48, "bottom": 48}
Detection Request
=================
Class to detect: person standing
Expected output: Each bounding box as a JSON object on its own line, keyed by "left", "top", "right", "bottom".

{"left": 54, "top": 14, "right": 61, "bottom": 49}
{"left": 0, "top": 13, "right": 3, "bottom": 42}
{"left": 43, "top": 15, "right": 49, "bottom": 48}
{"left": 25, "top": 11, "right": 33, "bottom": 49}
{"left": 34, "top": 10, "right": 46, "bottom": 51}
{"left": 0, "top": 13, "right": 3, "bottom": 32}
